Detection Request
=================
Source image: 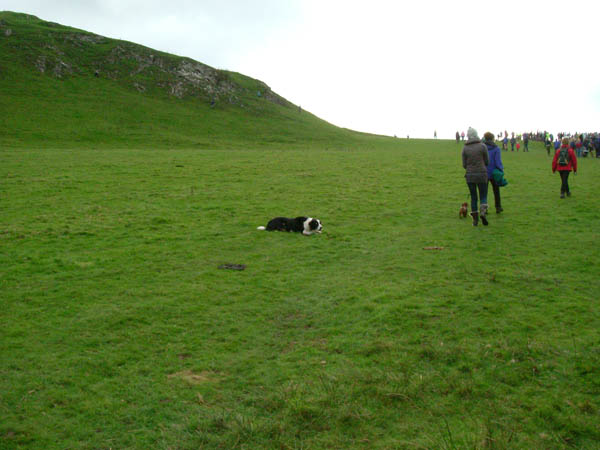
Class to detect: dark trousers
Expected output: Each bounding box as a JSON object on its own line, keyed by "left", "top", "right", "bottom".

{"left": 467, "top": 182, "right": 488, "bottom": 212}
{"left": 488, "top": 178, "right": 501, "bottom": 209}
{"left": 559, "top": 171, "right": 570, "bottom": 193}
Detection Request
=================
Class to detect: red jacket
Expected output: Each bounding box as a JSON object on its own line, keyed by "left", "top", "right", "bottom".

{"left": 552, "top": 146, "right": 577, "bottom": 172}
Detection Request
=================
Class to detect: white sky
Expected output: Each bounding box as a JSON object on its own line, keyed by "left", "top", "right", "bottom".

{"left": 3, "top": 0, "right": 600, "bottom": 138}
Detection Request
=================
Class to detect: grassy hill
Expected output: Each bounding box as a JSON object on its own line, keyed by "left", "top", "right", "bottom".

{"left": 0, "top": 11, "right": 379, "bottom": 149}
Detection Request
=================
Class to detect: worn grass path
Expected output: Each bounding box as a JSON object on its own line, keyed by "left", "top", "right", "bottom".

{"left": 1, "top": 140, "right": 599, "bottom": 448}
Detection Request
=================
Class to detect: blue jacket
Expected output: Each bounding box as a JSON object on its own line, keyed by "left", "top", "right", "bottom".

{"left": 484, "top": 141, "right": 504, "bottom": 178}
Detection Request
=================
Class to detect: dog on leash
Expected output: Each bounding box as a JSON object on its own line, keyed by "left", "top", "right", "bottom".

{"left": 257, "top": 217, "right": 323, "bottom": 235}
{"left": 459, "top": 202, "right": 468, "bottom": 219}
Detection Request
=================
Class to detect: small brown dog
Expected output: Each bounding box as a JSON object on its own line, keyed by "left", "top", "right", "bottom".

{"left": 459, "top": 202, "right": 468, "bottom": 218}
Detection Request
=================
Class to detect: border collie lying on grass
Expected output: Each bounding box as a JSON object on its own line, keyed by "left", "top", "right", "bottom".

{"left": 257, "top": 217, "right": 323, "bottom": 235}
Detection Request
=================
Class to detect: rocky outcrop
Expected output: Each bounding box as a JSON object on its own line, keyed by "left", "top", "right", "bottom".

{"left": 101, "top": 43, "right": 243, "bottom": 102}
{"left": 34, "top": 55, "right": 73, "bottom": 78}
{"left": 64, "top": 32, "right": 105, "bottom": 45}
{"left": 0, "top": 18, "right": 11, "bottom": 36}
{"left": 52, "top": 60, "right": 72, "bottom": 78}
{"left": 35, "top": 56, "right": 46, "bottom": 73}
{"left": 0, "top": 12, "right": 293, "bottom": 108}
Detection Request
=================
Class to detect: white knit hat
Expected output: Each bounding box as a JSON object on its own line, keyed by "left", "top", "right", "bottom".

{"left": 467, "top": 127, "right": 479, "bottom": 140}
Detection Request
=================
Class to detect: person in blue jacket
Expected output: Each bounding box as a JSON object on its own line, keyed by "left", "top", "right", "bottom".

{"left": 554, "top": 138, "right": 561, "bottom": 153}
{"left": 483, "top": 131, "right": 505, "bottom": 213}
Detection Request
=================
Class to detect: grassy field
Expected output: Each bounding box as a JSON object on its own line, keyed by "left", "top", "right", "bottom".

{"left": 1, "top": 138, "right": 599, "bottom": 449}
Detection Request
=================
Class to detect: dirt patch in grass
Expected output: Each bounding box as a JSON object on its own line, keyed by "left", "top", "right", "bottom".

{"left": 167, "top": 370, "right": 218, "bottom": 385}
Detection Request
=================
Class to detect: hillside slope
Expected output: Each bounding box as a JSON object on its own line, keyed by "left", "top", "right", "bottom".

{"left": 0, "top": 11, "right": 378, "bottom": 149}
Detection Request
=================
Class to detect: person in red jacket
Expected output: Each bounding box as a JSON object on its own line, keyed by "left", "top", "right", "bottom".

{"left": 552, "top": 137, "right": 578, "bottom": 198}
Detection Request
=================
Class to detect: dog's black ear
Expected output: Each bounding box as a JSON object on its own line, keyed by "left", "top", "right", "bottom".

{"left": 309, "top": 219, "right": 318, "bottom": 230}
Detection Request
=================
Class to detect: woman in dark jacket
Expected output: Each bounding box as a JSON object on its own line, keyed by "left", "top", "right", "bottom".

{"left": 483, "top": 131, "right": 504, "bottom": 213}
{"left": 462, "top": 127, "right": 489, "bottom": 226}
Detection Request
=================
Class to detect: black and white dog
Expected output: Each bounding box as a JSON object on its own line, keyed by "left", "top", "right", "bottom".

{"left": 257, "top": 217, "right": 323, "bottom": 235}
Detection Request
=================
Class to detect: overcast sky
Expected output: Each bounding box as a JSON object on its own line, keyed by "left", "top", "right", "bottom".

{"left": 4, "top": 0, "right": 600, "bottom": 138}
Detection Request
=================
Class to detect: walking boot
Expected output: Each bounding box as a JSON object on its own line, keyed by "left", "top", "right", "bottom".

{"left": 560, "top": 192, "right": 565, "bottom": 199}
{"left": 470, "top": 211, "right": 479, "bottom": 227}
{"left": 479, "top": 204, "right": 489, "bottom": 226}
{"left": 496, "top": 206, "right": 503, "bottom": 214}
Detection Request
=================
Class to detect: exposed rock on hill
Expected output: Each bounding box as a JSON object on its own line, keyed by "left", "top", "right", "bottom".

{"left": 0, "top": 12, "right": 291, "bottom": 107}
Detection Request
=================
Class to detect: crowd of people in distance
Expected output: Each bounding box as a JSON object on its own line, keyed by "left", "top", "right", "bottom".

{"left": 552, "top": 132, "right": 600, "bottom": 158}
{"left": 457, "top": 129, "right": 600, "bottom": 158}
{"left": 459, "top": 127, "right": 589, "bottom": 227}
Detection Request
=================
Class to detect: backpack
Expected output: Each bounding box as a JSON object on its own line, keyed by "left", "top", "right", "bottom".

{"left": 558, "top": 148, "right": 570, "bottom": 166}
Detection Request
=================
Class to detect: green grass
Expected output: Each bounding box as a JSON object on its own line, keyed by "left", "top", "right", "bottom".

{"left": 2, "top": 140, "right": 599, "bottom": 449}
